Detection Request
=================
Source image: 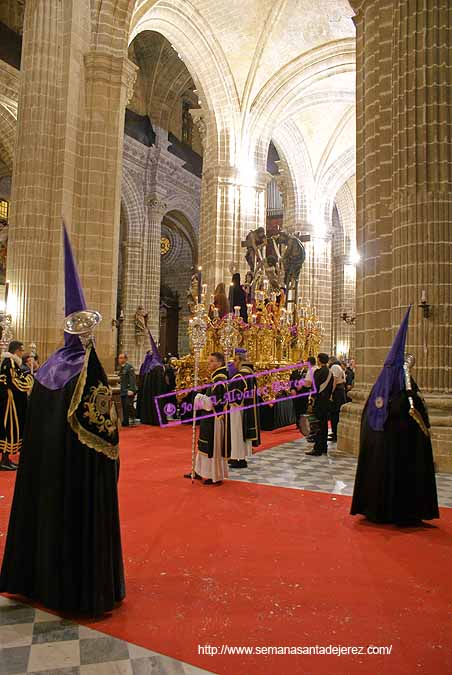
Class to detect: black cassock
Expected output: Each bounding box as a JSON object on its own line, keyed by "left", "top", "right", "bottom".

{"left": 0, "top": 355, "right": 33, "bottom": 455}
{"left": 198, "top": 366, "right": 230, "bottom": 458}
{"left": 0, "top": 345, "right": 125, "bottom": 616}
{"left": 228, "top": 365, "right": 261, "bottom": 448}
{"left": 350, "top": 382, "right": 439, "bottom": 524}
{"left": 137, "top": 365, "right": 168, "bottom": 425}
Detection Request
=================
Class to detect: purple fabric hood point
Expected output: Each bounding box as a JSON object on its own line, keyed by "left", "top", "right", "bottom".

{"left": 35, "top": 224, "right": 87, "bottom": 391}
{"left": 366, "top": 306, "right": 411, "bottom": 432}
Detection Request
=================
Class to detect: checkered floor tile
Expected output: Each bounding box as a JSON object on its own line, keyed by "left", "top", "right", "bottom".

{"left": 0, "top": 596, "right": 213, "bottom": 675}
{"left": 227, "top": 436, "right": 452, "bottom": 508}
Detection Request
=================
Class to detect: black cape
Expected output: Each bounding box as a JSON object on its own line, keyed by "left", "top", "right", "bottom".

{"left": 0, "top": 345, "right": 125, "bottom": 615}
{"left": 350, "top": 383, "right": 439, "bottom": 524}
{"left": 228, "top": 365, "right": 261, "bottom": 447}
{"left": 198, "top": 366, "right": 230, "bottom": 458}
{"left": 0, "top": 356, "right": 33, "bottom": 455}
{"left": 137, "top": 365, "right": 168, "bottom": 425}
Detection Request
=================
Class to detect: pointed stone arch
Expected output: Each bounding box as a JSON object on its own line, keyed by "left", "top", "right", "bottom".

{"left": 247, "top": 39, "right": 356, "bottom": 168}
{"left": 129, "top": 0, "right": 241, "bottom": 164}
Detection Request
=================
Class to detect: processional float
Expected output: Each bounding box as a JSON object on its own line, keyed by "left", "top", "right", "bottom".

{"left": 174, "top": 228, "right": 324, "bottom": 399}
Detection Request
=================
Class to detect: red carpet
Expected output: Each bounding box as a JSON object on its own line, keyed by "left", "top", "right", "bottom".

{"left": 1, "top": 424, "right": 452, "bottom": 675}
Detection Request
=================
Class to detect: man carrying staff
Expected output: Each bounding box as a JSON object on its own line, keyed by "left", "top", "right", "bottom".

{"left": 184, "top": 352, "right": 230, "bottom": 485}
{"left": 228, "top": 348, "right": 260, "bottom": 468}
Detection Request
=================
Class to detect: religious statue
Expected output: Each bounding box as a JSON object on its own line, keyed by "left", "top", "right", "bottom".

{"left": 187, "top": 273, "right": 199, "bottom": 314}
{"left": 263, "top": 255, "right": 282, "bottom": 292}
{"left": 243, "top": 227, "right": 267, "bottom": 273}
{"left": 134, "top": 305, "right": 148, "bottom": 346}
{"left": 276, "top": 232, "right": 307, "bottom": 288}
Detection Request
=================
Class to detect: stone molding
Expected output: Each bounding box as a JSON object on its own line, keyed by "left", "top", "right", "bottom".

{"left": 84, "top": 51, "right": 138, "bottom": 99}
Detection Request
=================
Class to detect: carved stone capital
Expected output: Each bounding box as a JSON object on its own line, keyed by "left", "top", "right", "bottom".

{"left": 84, "top": 51, "right": 138, "bottom": 104}
{"left": 124, "top": 58, "right": 139, "bottom": 105}
{"left": 147, "top": 194, "right": 168, "bottom": 221}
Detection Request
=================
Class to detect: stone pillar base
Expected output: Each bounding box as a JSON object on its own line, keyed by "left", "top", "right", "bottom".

{"left": 338, "top": 391, "right": 452, "bottom": 472}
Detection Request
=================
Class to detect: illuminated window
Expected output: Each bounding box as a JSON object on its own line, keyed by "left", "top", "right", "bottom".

{"left": 161, "top": 236, "right": 171, "bottom": 256}
{"left": 0, "top": 200, "right": 8, "bottom": 222}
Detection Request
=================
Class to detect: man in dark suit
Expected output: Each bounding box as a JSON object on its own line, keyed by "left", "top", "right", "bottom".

{"left": 305, "top": 353, "right": 333, "bottom": 456}
{"left": 118, "top": 352, "right": 137, "bottom": 427}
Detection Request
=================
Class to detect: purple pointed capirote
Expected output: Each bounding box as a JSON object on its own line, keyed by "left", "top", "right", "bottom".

{"left": 35, "top": 224, "right": 88, "bottom": 390}
{"left": 139, "top": 331, "right": 164, "bottom": 377}
{"left": 366, "top": 305, "right": 411, "bottom": 432}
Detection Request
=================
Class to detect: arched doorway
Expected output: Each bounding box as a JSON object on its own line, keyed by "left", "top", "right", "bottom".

{"left": 160, "top": 210, "right": 197, "bottom": 356}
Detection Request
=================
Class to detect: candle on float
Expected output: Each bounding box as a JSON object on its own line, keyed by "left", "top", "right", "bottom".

{"left": 213, "top": 307, "right": 219, "bottom": 319}
{"left": 251, "top": 314, "right": 257, "bottom": 324}
{"left": 421, "top": 289, "right": 426, "bottom": 303}
{"left": 197, "top": 266, "right": 202, "bottom": 303}
{"left": 210, "top": 294, "right": 214, "bottom": 305}
{"left": 271, "top": 292, "right": 277, "bottom": 303}
{"left": 202, "top": 283, "right": 207, "bottom": 296}
{"left": 234, "top": 305, "right": 240, "bottom": 318}
{"left": 247, "top": 304, "right": 253, "bottom": 319}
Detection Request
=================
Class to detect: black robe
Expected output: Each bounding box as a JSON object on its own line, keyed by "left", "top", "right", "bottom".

{"left": 198, "top": 367, "right": 230, "bottom": 458}
{"left": 350, "top": 383, "right": 439, "bottom": 524}
{"left": 137, "top": 365, "right": 168, "bottom": 425}
{"left": 0, "top": 355, "right": 33, "bottom": 455}
{"left": 0, "top": 345, "right": 125, "bottom": 616}
{"left": 228, "top": 364, "right": 261, "bottom": 447}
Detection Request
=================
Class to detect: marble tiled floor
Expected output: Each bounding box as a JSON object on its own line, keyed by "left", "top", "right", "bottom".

{"left": 0, "top": 596, "right": 214, "bottom": 675}
{"left": 228, "top": 436, "right": 452, "bottom": 508}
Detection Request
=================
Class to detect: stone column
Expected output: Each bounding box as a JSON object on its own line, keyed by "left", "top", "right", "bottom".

{"left": 298, "top": 232, "right": 333, "bottom": 353}
{"left": 339, "top": 0, "right": 452, "bottom": 470}
{"left": 79, "top": 51, "right": 137, "bottom": 369}
{"left": 6, "top": 0, "right": 136, "bottom": 371}
{"left": 198, "top": 163, "right": 267, "bottom": 291}
{"left": 120, "top": 238, "right": 144, "bottom": 368}
{"left": 6, "top": 0, "right": 70, "bottom": 354}
{"left": 145, "top": 194, "right": 167, "bottom": 338}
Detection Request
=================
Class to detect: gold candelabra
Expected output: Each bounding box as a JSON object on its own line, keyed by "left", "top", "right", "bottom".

{"left": 176, "top": 287, "right": 323, "bottom": 401}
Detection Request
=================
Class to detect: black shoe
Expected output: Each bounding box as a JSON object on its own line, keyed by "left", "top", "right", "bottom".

{"left": 184, "top": 472, "right": 202, "bottom": 480}
{"left": 305, "top": 450, "right": 322, "bottom": 456}
{"left": 228, "top": 460, "right": 240, "bottom": 467}
{"left": 329, "top": 435, "right": 337, "bottom": 442}
{"left": 0, "top": 457, "right": 17, "bottom": 471}
{"left": 307, "top": 437, "right": 316, "bottom": 443}
{"left": 203, "top": 479, "right": 223, "bottom": 485}
{"left": 238, "top": 460, "right": 248, "bottom": 468}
